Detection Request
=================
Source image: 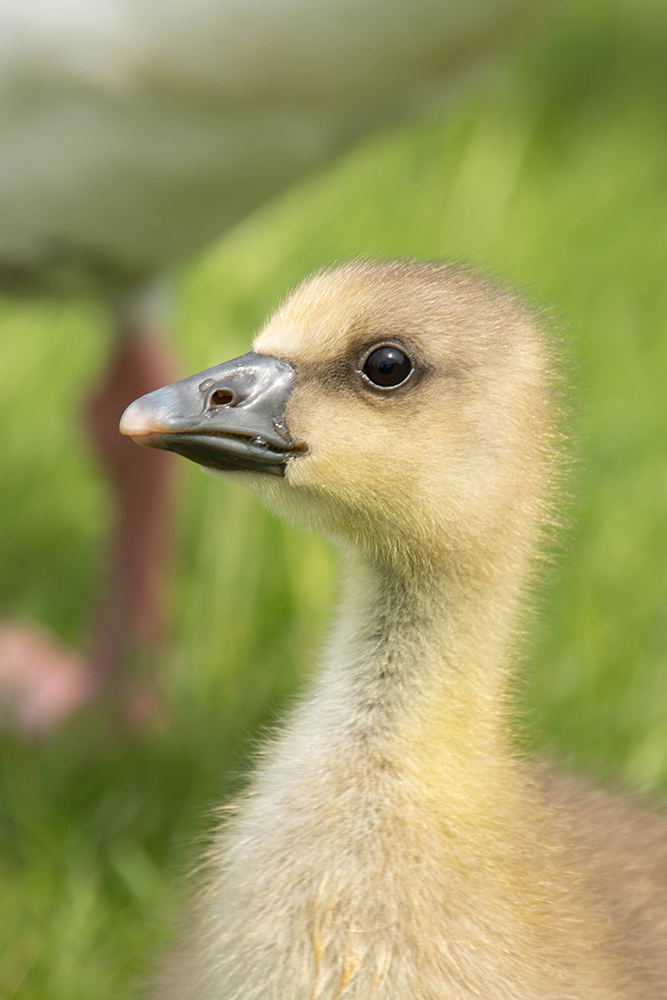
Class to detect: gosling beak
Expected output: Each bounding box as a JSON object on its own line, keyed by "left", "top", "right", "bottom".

{"left": 119, "top": 352, "right": 306, "bottom": 476}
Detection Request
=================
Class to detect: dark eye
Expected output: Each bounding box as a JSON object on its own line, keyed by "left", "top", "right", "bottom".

{"left": 362, "top": 346, "right": 412, "bottom": 388}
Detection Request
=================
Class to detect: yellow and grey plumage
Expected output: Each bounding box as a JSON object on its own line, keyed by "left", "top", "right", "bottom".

{"left": 123, "top": 260, "right": 667, "bottom": 999}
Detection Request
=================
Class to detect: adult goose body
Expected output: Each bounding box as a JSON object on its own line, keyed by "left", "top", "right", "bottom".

{"left": 0, "top": 0, "right": 545, "bottom": 294}
{"left": 121, "top": 261, "right": 667, "bottom": 998}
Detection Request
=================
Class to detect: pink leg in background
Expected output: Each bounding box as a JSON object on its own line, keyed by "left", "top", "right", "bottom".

{"left": 87, "top": 322, "right": 177, "bottom": 720}
{"left": 0, "top": 295, "right": 178, "bottom": 736}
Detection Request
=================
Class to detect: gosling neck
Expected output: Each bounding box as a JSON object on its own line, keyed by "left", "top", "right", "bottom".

{"left": 330, "top": 541, "right": 526, "bottom": 683}
{"left": 311, "top": 542, "right": 530, "bottom": 791}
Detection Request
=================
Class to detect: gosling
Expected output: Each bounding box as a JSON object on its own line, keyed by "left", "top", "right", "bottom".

{"left": 122, "top": 260, "right": 667, "bottom": 999}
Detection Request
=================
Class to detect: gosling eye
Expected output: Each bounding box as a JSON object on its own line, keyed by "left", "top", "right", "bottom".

{"left": 361, "top": 345, "right": 412, "bottom": 389}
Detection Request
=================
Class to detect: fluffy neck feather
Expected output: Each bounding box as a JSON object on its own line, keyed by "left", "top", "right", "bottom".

{"left": 290, "top": 545, "right": 524, "bottom": 799}
{"left": 171, "top": 544, "right": 621, "bottom": 1000}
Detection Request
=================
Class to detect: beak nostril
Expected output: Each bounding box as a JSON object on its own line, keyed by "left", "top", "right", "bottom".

{"left": 210, "top": 388, "right": 235, "bottom": 407}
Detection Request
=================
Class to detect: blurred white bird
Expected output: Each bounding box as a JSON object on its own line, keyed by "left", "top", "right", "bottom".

{"left": 0, "top": 0, "right": 548, "bottom": 734}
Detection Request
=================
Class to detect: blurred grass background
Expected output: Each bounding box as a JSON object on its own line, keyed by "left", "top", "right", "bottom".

{"left": 2, "top": 0, "right": 667, "bottom": 994}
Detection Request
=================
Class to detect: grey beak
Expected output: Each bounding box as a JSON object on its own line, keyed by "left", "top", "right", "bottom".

{"left": 119, "top": 352, "right": 306, "bottom": 476}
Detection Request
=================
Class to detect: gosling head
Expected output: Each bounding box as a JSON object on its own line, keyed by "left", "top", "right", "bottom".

{"left": 121, "top": 261, "right": 555, "bottom": 577}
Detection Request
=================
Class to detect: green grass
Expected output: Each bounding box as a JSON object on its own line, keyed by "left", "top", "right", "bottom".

{"left": 2, "top": 0, "right": 667, "bottom": 994}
